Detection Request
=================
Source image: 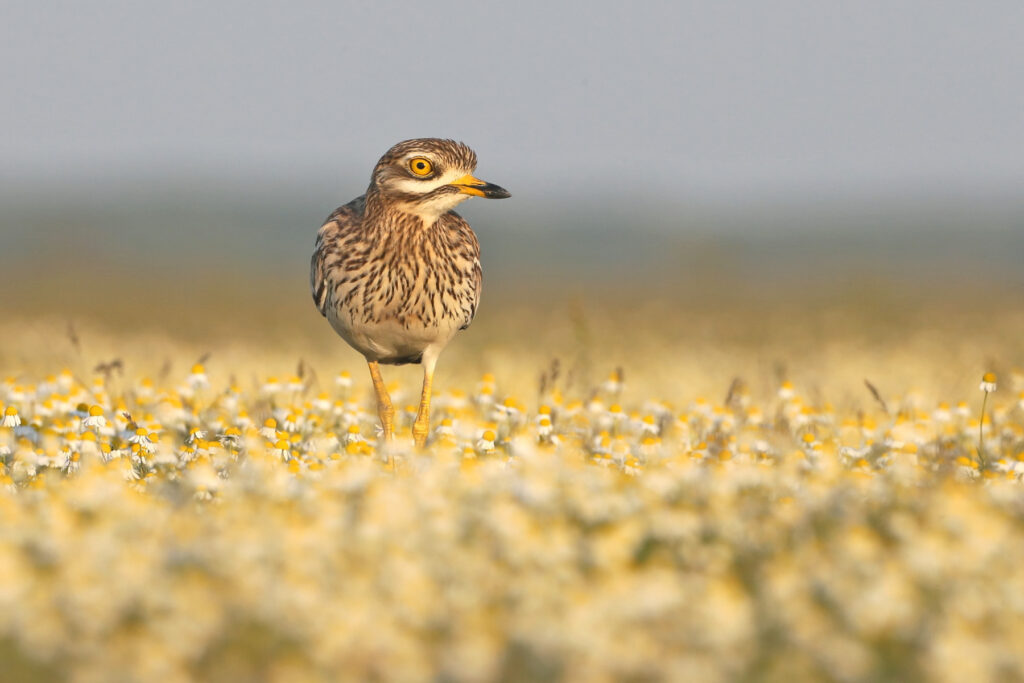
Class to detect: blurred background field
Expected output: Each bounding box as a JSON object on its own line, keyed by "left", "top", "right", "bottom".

{"left": 3, "top": 2, "right": 1024, "bottom": 682}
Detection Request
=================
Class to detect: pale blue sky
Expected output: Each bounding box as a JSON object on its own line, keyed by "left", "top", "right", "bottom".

{"left": 2, "top": 0, "right": 1023, "bottom": 204}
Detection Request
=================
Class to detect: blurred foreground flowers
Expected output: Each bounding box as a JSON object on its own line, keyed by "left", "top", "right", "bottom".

{"left": 2, "top": 361, "right": 1024, "bottom": 683}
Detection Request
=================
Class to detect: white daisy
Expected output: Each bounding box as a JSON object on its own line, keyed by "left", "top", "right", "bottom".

{"left": 188, "top": 364, "right": 210, "bottom": 390}
{"left": 82, "top": 405, "right": 107, "bottom": 429}
{"left": 1, "top": 406, "right": 21, "bottom": 428}
{"left": 475, "top": 429, "right": 496, "bottom": 452}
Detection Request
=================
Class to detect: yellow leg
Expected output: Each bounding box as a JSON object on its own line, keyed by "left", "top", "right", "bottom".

{"left": 412, "top": 365, "right": 434, "bottom": 448}
{"left": 367, "top": 361, "right": 394, "bottom": 441}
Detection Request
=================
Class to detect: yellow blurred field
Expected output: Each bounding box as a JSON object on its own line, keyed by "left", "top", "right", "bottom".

{"left": 2, "top": 292, "right": 1024, "bottom": 682}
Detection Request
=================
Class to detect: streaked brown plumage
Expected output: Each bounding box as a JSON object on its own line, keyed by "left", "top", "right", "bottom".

{"left": 311, "top": 138, "right": 509, "bottom": 447}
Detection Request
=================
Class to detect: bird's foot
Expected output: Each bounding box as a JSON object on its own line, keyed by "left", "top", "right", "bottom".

{"left": 412, "top": 419, "right": 429, "bottom": 449}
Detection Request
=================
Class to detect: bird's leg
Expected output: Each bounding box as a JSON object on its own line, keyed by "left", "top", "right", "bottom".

{"left": 412, "top": 363, "right": 434, "bottom": 448}
{"left": 367, "top": 361, "right": 394, "bottom": 440}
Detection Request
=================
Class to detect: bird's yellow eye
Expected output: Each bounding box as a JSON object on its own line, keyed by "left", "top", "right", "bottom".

{"left": 409, "top": 157, "right": 432, "bottom": 176}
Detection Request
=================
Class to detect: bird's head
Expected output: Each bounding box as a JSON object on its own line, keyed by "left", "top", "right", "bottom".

{"left": 367, "top": 138, "right": 510, "bottom": 222}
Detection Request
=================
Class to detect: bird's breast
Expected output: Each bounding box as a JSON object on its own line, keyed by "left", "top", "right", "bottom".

{"left": 329, "top": 232, "right": 480, "bottom": 334}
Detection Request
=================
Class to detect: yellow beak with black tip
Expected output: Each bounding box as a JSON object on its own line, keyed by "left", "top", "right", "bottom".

{"left": 450, "top": 174, "right": 511, "bottom": 199}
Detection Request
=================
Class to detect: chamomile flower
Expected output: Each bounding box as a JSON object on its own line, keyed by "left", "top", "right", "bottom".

{"left": 343, "top": 424, "right": 364, "bottom": 446}
{"left": 259, "top": 419, "right": 279, "bottom": 440}
{"left": 601, "top": 369, "right": 623, "bottom": 394}
{"left": 129, "top": 428, "right": 157, "bottom": 454}
{"left": 475, "top": 429, "right": 496, "bottom": 453}
{"left": 56, "top": 368, "right": 74, "bottom": 391}
{"left": 6, "top": 384, "right": 27, "bottom": 403}
{"left": 640, "top": 414, "right": 659, "bottom": 436}
{"left": 334, "top": 370, "right": 353, "bottom": 390}
{"left": 788, "top": 405, "right": 811, "bottom": 429}
{"left": 623, "top": 455, "right": 643, "bottom": 476}
{"left": 36, "top": 400, "right": 55, "bottom": 419}
{"left": 136, "top": 377, "right": 155, "bottom": 400}
{"left": 218, "top": 427, "right": 242, "bottom": 448}
{"left": 445, "top": 390, "right": 470, "bottom": 412}
{"left": 435, "top": 418, "right": 456, "bottom": 438}
{"left": 537, "top": 416, "right": 554, "bottom": 439}
{"left": 602, "top": 397, "right": 626, "bottom": 423}
{"left": 692, "top": 397, "right": 713, "bottom": 418}
{"left": 474, "top": 374, "right": 496, "bottom": 408}
{"left": 980, "top": 372, "right": 997, "bottom": 393}
{"left": 188, "top": 364, "right": 210, "bottom": 390}
{"left": 282, "top": 413, "right": 302, "bottom": 432}
{"left": 639, "top": 436, "right": 660, "bottom": 459}
{"left": 1, "top": 406, "right": 21, "bottom": 428}
{"left": 219, "top": 384, "right": 241, "bottom": 412}
{"left": 778, "top": 381, "right": 796, "bottom": 400}
{"left": 495, "top": 397, "right": 520, "bottom": 421}
{"left": 273, "top": 439, "right": 292, "bottom": 461}
{"left": 82, "top": 405, "right": 107, "bottom": 429}
{"left": 745, "top": 407, "right": 764, "bottom": 426}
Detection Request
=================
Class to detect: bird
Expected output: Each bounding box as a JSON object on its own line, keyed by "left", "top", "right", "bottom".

{"left": 311, "top": 138, "right": 510, "bottom": 448}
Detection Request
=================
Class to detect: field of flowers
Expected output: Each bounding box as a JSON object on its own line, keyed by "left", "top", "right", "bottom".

{"left": 2, "top": 301, "right": 1024, "bottom": 682}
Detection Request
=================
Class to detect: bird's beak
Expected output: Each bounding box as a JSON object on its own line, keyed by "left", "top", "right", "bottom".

{"left": 450, "top": 174, "right": 511, "bottom": 199}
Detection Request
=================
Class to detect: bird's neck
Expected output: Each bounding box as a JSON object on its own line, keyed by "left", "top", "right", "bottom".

{"left": 365, "top": 189, "right": 445, "bottom": 231}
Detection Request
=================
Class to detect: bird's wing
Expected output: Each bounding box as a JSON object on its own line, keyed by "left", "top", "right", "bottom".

{"left": 311, "top": 196, "right": 366, "bottom": 318}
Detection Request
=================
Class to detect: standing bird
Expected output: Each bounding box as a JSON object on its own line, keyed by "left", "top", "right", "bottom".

{"left": 311, "top": 139, "right": 510, "bottom": 448}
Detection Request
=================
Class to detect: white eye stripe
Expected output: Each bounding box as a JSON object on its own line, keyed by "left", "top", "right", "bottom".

{"left": 391, "top": 167, "right": 468, "bottom": 195}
